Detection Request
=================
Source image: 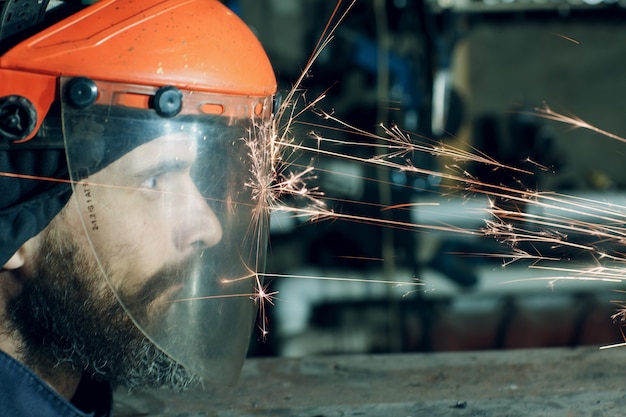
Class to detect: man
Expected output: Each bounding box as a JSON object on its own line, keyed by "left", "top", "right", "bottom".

{"left": 0, "top": 0, "right": 276, "bottom": 415}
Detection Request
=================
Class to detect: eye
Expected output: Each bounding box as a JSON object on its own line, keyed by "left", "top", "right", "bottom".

{"left": 140, "top": 175, "right": 159, "bottom": 190}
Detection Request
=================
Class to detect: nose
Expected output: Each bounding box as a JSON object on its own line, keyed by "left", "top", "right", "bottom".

{"left": 174, "top": 181, "right": 223, "bottom": 254}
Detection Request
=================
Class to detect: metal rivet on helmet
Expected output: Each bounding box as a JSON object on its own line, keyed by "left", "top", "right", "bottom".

{"left": 153, "top": 86, "right": 183, "bottom": 118}
{"left": 0, "top": 95, "right": 37, "bottom": 141}
{"left": 65, "top": 77, "right": 99, "bottom": 109}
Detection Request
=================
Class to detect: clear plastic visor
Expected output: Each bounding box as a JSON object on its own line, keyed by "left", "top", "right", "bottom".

{"left": 61, "top": 79, "right": 273, "bottom": 384}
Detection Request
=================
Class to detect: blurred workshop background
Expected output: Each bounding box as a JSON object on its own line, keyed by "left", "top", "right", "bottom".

{"left": 224, "top": 0, "right": 626, "bottom": 358}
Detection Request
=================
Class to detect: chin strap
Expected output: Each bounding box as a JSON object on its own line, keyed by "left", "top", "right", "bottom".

{"left": 0, "top": 0, "right": 51, "bottom": 42}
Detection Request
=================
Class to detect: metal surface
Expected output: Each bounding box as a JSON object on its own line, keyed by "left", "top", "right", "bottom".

{"left": 114, "top": 346, "right": 626, "bottom": 416}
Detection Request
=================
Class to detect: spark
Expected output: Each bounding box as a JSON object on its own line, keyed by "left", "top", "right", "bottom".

{"left": 551, "top": 32, "right": 580, "bottom": 45}
{"left": 0, "top": 172, "right": 241, "bottom": 207}
{"left": 499, "top": 276, "right": 623, "bottom": 286}
{"left": 0, "top": 172, "right": 75, "bottom": 183}
{"left": 599, "top": 342, "right": 626, "bottom": 350}
{"left": 254, "top": 282, "right": 280, "bottom": 339}
{"left": 168, "top": 293, "right": 258, "bottom": 303}
{"left": 533, "top": 105, "right": 626, "bottom": 144}
{"left": 600, "top": 309, "right": 626, "bottom": 350}
{"left": 262, "top": 272, "right": 423, "bottom": 289}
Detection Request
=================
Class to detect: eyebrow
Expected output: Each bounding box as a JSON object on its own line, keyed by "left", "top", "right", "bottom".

{"left": 131, "top": 159, "right": 193, "bottom": 180}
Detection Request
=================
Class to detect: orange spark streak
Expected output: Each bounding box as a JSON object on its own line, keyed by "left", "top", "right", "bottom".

{"left": 0, "top": 171, "right": 240, "bottom": 207}
{"left": 0, "top": 172, "right": 74, "bottom": 183}
{"left": 500, "top": 276, "right": 623, "bottom": 286}
{"left": 534, "top": 105, "right": 626, "bottom": 144}
{"left": 551, "top": 32, "right": 580, "bottom": 44}
{"left": 274, "top": 204, "right": 478, "bottom": 236}
{"left": 380, "top": 202, "right": 440, "bottom": 211}
{"left": 262, "top": 272, "right": 422, "bottom": 288}
{"left": 167, "top": 293, "right": 257, "bottom": 303}
{"left": 337, "top": 255, "right": 385, "bottom": 262}
{"left": 599, "top": 342, "right": 626, "bottom": 350}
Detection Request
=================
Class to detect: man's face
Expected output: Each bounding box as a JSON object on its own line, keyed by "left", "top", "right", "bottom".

{"left": 73, "top": 133, "right": 223, "bottom": 304}
{"left": 8, "top": 134, "right": 223, "bottom": 390}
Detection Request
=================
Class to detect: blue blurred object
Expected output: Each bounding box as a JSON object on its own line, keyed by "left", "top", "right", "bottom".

{"left": 223, "top": 0, "right": 242, "bottom": 17}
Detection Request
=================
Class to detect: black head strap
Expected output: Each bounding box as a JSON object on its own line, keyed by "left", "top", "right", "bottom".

{"left": 0, "top": 0, "right": 87, "bottom": 53}
{"left": 0, "top": 0, "right": 51, "bottom": 42}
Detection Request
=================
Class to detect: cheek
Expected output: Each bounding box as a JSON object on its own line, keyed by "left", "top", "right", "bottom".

{"left": 73, "top": 191, "right": 174, "bottom": 290}
{"left": 120, "top": 215, "right": 176, "bottom": 284}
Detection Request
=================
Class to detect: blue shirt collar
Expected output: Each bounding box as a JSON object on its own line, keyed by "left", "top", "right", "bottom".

{"left": 0, "top": 350, "right": 112, "bottom": 417}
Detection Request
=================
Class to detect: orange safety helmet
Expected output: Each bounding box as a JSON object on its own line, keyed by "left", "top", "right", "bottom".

{"left": 0, "top": 0, "right": 277, "bottom": 387}
{"left": 0, "top": 0, "right": 276, "bottom": 143}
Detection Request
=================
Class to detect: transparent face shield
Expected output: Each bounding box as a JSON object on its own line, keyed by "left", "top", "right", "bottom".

{"left": 60, "top": 78, "right": 273, "bottom": 384}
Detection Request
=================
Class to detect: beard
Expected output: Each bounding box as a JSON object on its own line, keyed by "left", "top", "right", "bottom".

{"left": 6, "top": 220, "right": 201, "bottom": 392}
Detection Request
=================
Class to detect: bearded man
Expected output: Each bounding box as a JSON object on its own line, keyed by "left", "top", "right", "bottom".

{"left": 0, "top": 0, "right": 276, "bottom": 415}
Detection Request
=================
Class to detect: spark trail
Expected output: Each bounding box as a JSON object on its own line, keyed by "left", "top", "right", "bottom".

{"left": 296, "top": 108, "right": 626, "bottom": 274}
{"left": 262, "top": 53, "right": 626, "bottom": 337}
{"left": 237, "top": 2, "right": 626, "bottom": 341}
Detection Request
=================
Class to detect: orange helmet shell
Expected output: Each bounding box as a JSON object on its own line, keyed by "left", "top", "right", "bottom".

{"left": 2, "top": 0, "right": 276, "bottom": 96}
{"left": 0, "top": 0, "right": 275, "bottom": 142}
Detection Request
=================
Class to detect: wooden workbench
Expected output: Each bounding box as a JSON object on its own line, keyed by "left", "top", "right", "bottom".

{"left": 114, "top": 347, "right": 626, "bottom": 416}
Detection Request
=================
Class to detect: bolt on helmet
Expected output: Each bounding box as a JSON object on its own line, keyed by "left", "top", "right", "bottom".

{"left": 0, "top": 0, "right": 276, "bottom": 384}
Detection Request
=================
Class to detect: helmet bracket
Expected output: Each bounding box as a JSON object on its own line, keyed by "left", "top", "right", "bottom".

{"left": 0, "top": 95, "right": 37, "bottom": 141}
